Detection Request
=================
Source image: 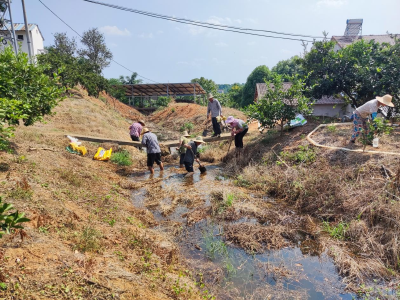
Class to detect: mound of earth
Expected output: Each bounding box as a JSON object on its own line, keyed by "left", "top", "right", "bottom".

{"left": 148, "top": 102, "right": 246, "bottom": 137}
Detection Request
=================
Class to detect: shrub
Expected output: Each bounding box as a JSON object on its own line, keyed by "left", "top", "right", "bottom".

{"left": 0, "top": 196, "right": 30, "bottom": 238}
{"left": 110, "top": 150, "right": 132, "bottom": 166}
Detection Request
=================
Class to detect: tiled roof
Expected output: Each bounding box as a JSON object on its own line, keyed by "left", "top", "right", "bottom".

{"left": 331, "top": 34, "right": 398, "bottom": 49}
{"left": 254, "top": 82, "right": 344, "bottom": 105}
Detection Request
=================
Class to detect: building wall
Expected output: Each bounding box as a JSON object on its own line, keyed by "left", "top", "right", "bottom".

{"left": 15, "top": 28, "right": 44, "bottom": 56}
{"left": 312, "top": 104, "right": 352, "bottom": 118}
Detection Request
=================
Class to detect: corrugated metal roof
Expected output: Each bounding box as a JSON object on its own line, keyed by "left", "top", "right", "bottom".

{"left": 254, "top": 82, "right": 344, "bottom": 105}
{"left": 331, "top": 34, "right": 398, "bottom": 49}
{"left": 1, "top": 23, "right": 44, "bottom": 41}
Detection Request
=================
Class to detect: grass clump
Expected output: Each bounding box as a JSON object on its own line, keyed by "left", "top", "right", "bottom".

{"left": 280, "top": 145, "right": 316, "bottom": 165}
{"left": 327, "top": 124, "right": 337, "bottom": 133}
{"left": 110, "top": 150, "right": 132, "bottom": 166}
{"left": 322, "top": 221, "right": 349, "bottom": 240}
{"left": 8, "top": 178, "right": 33, "bottom": 200}
{"left": 59, "top": 170, "right": 81, "bottom": 187}
{"left": 74, "top": 226, "right": 102, "bottom": 253}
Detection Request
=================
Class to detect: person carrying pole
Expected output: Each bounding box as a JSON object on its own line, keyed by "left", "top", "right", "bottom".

{"left": 225, "top": 116, "right": 248, "bottom": 157}
{"left": 176, "top": 131, "right": 191, "bottom": 168}
{"left": 141, "top": 128, "right": 164, "bottom": 174}
{"left": 350, "top": 94, "right": 394, "bottom": 143}
{"left": 183, "top": 136, "right": 205, "bottom": 174}
{"left": 207, "top": 93, "right": 223, "bottom": 137}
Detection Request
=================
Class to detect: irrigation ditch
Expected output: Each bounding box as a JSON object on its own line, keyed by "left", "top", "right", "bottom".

{"left": 128, "top": 164, "right": 362, "bottom": 299}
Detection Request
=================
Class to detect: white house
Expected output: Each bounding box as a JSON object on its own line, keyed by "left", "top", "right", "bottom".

{"left": 1, "top": 23, "right": 45, "bottom": 56}
{"left": 254, "top": 82, "right": 353, "bottom": 118}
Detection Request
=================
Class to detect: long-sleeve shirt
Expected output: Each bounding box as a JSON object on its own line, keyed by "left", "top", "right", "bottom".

{"left": 355, "top": 99, "right": 379, "bottom": 119}
{"left": 230, "top": 119, "right": 248, "bottom": 132}
{"left": 183, "top": 141, "right": 198, "bottom": 163}
{"left": 141, "top": 132, "right": 161, "bottom": 154}
{"left": 207, "top": 99, "right": 222, "bottom": 118}
{"left": 129, "top": 122, "right": 143, "bottom": 137}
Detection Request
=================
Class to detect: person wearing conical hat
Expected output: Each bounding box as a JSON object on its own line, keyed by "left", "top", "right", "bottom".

{"left": 176, "top": 131, "right": 191, "bottom": 168}
{"left": 350, "top": 94, "right": 394, "bottom": 143}
{"left": 183, "top": 136, "right": 205, "bottom": 173}
{"left": 141, "top": 128, "right": 164, "bottom": 174}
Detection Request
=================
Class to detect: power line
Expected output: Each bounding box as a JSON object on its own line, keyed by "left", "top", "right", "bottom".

{"left": 82, "top": 0, "right": 321, "bottom": 42}
{"left": 38, "top": 0, "right": 159, "bottom": 83}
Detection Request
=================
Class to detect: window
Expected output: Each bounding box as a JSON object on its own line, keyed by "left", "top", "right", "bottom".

{"left": 17, "top": 35, "right": 23, "bottom": 41}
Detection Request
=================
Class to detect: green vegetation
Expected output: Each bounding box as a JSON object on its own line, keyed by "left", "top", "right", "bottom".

{"left": 247, "top": 74, "right": 313, "bottom": 136}
{"left": 180, "top": 122, "right": 194, "bottom": 133}
{"left": 0, "top": 197, "right": 30, "bottom": 238}
{"left": 74, "top": 226, "right": 102, "bottom": 252}
{"left": 322, "top": 221, "right": 349, "bottom": 240}
{"left": 242, "top": 65, "right": 273, "bottom": 107}
{"left": 0, "top": 44, "right": 65, "bottom": 151}
{"left": 359, "top": 118, "right": 393, "bottom": 151}
{"left": 280, "top": 145, "right": 316, "bottom": 164}
{"left": 327, "top": 124, "right": 337, "bottom": 133}
{"left": 110, "top": 150, "right": 132, "bottom": 166}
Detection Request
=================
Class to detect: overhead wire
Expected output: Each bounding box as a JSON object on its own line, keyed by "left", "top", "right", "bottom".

{"left": 82, "top": 0, "right": 320, "bottom": 42}
{"left": 38, "top": 0, "right": 159, "bottom": 83}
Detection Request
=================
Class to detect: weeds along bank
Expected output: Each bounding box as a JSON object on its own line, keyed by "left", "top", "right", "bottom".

{"left": 0, "top": 92, "right": 207, "bottom": 299}
{"left": 228, "top": 126, "right": 400, "bottom": 292}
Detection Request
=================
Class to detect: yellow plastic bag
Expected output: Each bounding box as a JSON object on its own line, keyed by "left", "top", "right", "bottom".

{"left": 69, "top": 142, "right": 87, "bottom": 156}
{"left": 93, "top": 147, "right": 112, "bottom": 161}
{"left": 216, "top": 116, "right": 227, "bottom": 122}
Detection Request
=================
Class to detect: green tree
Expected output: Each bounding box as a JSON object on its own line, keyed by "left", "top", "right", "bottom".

{"left": 272, "top": 56, "right": 303, "bottom": 80}
{"left": 247, "top": 75, "right": 312, "bottom": 136}
{"left": 301, "top": 39, "right": 400, "bottom": 107}
{"left": 242, "top": 65, "right": 273, "bottom": 107}
{"left": 0, "top": 45, "right": 64, "bottom": 150}
{"left": 119, "top": 72, "right": 143, "bottom": 85}
{"left": 191, "top": 77, "right": 218, "bottom": 95}
{"left": 78, "top": 28, "right": 113, "bottom": 73}
{"left": 53, "top": 32, "right": 77, "bottom": 56}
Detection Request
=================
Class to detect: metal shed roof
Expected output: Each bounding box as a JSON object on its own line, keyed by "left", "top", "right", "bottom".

{"left": 117, "top": 83, "right": 207, "bottom": 97}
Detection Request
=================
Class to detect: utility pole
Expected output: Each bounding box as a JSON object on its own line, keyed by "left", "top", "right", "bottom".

{"left": 7, "top": 0, "right": 18, "bottom": 54}
{"left": 21, "top": 0, "right": 32, "bottom": 61}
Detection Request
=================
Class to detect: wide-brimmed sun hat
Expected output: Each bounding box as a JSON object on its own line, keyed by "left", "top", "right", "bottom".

{"left": 138, "top": 120, "right": 146, "bottom": 126}
{"left": 182, "top": 131, "right": 191, "bottom": 137}
{"left": 225, "top": 116, "right": 235, "bottom": 124}
{"left": 376, "top": 94, "right": 394, "bottom": 107}
{"left": 194, "top": 136, "right": 205, "bottom": 143}
{"left": 141, "top": 127, "right": 150, "bottom": 135}
{"left": 208, "top": 93, "right": 213, "bottom": 99}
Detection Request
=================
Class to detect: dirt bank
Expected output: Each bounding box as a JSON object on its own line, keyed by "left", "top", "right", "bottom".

{"left": 0, "top": 93, "right": 205, "bottom": 299}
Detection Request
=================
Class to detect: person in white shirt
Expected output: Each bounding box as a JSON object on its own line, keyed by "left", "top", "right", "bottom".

{"left": 350, "top": 94, "right": 394, "bottom": 143}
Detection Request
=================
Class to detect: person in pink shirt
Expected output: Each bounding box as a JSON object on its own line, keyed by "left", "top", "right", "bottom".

{"left": 129, "top": 120, "right": 145, "bottom": 141}
{"left": 225, "top": 116, "right": 248, "bottom": 157}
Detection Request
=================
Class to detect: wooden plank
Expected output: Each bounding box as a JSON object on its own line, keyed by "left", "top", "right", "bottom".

{"left": 65, "top": 134, "right": 232, "bottom": 148}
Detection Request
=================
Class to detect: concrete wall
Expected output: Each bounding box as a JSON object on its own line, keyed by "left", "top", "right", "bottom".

{"left": 312, "top": 104, "right": 352, "bottom": 118}
{"left": 1, "top": 27, "right": 44, "bottom": 57}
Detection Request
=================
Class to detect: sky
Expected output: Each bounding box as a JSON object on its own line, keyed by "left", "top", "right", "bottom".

{"left": 9, "top": 0, "right": 400, "bottom": 84}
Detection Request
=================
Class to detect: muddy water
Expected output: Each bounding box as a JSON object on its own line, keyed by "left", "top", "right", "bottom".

{"left": 130, "top": 165, "right": 355, "bottom": 299}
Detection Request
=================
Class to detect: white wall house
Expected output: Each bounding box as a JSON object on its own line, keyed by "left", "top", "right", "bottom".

{"left": 1, "top": 23, "right": 45, "bottom": 56}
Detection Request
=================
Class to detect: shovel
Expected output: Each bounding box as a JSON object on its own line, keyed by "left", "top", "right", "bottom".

{"left": 190, "top": 149, "right": 206, "bottom": 173}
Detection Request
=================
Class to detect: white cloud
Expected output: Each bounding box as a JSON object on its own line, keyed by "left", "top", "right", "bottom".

{"left": 247, "top": 41, "right": 257, "bottom": 46}
{"left": 99, "top": 25, "right": 131, "bottom": 36}
{"left": 138, "top": 32, "right": 154, "bottom": 39}
{"left": 215, "top": 41, "right": 228, "bottom": 47}
{"left": 316, "top": 0, "right": 347, "bottom": 8}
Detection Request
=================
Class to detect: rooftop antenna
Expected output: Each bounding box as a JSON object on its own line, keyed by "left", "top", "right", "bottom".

{"left": 0, "top": 0, "right": 18, "bottom": 54}
{"left": 344, "top": 19, "right": 363, "bottom": 40}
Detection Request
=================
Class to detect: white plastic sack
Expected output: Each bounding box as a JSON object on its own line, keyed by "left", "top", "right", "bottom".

{"left": 289, "top": 114, "right": 307, "bottom": 128}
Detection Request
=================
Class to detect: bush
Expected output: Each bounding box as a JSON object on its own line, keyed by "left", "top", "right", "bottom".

{"left": 110, "top": 150, "right": 132, "bottom": 166}
{"left": 0, "top": 45, "right": 65, "bottom": 150}
{"left": 0, "top": 196, "right": 30, "bottom": 238}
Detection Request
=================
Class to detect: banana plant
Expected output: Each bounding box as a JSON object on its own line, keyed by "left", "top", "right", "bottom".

{"left": 0, "top": 197, "right": 30, "bottom": 238}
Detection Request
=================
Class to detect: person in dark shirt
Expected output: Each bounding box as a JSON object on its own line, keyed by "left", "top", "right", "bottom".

{"left": 183, "top": 136, "right": 205, "bottom": 173}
